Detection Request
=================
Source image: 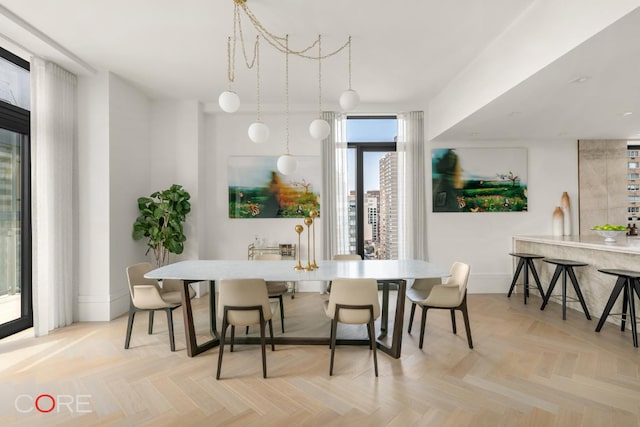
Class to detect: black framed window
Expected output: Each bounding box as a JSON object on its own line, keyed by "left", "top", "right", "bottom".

{"left": 346, "top": 116, "right": 397, "bottom": 259}
{"left": 0, "top": 46, "right": 32, "bottom": 339}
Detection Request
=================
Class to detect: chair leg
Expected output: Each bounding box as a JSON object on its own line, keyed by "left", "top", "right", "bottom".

{"left": 369, "top": 318, "right": 378, "bottom": 377}
{"left": 460, "top": 299, "right": 473, "bottom": 349}
{"left": 148, "top": 311, "right": 154, "bottom": 334}
{"left": 245, "top": 326, "right": 249, "bottom": 335}
{"left": 278, "top": 295, "right": 285, "bottom": 333}
{"left": 408, "top": 303, "right": 416, "bottom": 334}
{"left": 216, "top": 319, "right": 228, "bottom": 380}
{"left": 230, "top": 325, "right": 235, "bottom": 352}
{"left": 329, "top": 318, "right": 338, "bottom": 375}
{"left": 367, "top": 319, "right": 373, "bottom": 349}
{"left": 124, "top": 306, "right": 136, "bottom": 349}
{"left": 507, "top": 258, "right": 525, "bottom": 297}
{"left": 419, "top": 307, "right": 428, "bottom": 349}
{"left": 260, "top": 318, "right": 267, "bottom": 378}
{"left": 621, "top": 283, "right": 629, "bottom": 332}
{"left": 450, "top": 309, "right": 457, "bottom": 334}
{"left": 268, "top": 319, "right": 275, "bottom": 351}
{"left": 596, "top": 277, "right": 626, "bottom": 332}
{"left": 165, "top": 308, "right": 176, "bottom": 352}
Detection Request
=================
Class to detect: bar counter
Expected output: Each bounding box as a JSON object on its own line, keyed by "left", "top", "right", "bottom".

{"left": 513, "top": 234, "right": 640, "bottom": 327}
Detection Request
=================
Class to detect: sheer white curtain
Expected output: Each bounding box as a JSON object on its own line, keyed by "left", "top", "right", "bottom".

{"left": 397, "top": 111, "right": 427, "bottom": 260}
{"left": 31, "top": 57, "right": 77, "bottom": 336}
{"left": 321, "top": 111, "right": 350, "bottom": 258}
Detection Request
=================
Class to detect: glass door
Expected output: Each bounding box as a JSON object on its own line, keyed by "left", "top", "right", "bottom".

{"left": 0, "top": 46, "right": 31, "bottom": 339}
{"left": 0, "top": 128, "right": 31, "bottom": 338}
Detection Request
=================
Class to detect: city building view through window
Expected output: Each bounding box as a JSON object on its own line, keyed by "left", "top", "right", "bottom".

{"left": 346, "top": 116, "right": 397, "bottom": 259}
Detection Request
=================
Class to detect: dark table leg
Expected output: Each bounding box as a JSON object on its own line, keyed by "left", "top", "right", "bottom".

{"left": 182, "top": 280, "right": 220, "bottom": 357}
{"left": 376, "top": 279, "right": 406, "bottom": 359}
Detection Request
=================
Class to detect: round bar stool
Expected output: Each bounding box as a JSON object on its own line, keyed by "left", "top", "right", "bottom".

{"left": 539, "top": 259, "right": 591, "bottom": 320}
{"left": 507, "top": 253, "right": 546, "bottom": 304}
{"left": 595, "top": 269, "right": 640, "bottom": 348}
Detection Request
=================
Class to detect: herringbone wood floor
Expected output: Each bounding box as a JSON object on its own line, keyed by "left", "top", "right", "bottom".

{"left": 1, "top": 292, "right": 639, "bottom": 426}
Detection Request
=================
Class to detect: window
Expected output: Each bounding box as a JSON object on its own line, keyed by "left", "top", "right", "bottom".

{"left": 345, "top": 116, "right": 397, "bottom": 259}
{"left": 0, "top": 46, "right": 31, "bottom": 340}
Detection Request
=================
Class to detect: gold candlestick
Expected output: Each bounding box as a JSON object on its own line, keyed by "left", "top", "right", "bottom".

{"left": 294, "top": 225, "right": 304, "bottom": 270}
{"left": 304, "top": 217, "right": 313, "bottom": 271}
{"left": 309, "top": 210, "right": 318, "bottom": 269}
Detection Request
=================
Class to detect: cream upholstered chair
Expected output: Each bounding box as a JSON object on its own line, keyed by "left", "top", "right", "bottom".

{"left": 324, "top": 278, "right": 381, "bottom": 376}
{"left": 125, "top": 262, "right": 195, "bottom": 352}
{"left": 408, "top": 262, "right": 473, "bottom": 350}
{"left": 252, "top": 253, "right": 288, "bottom": 333}
{"left": 326, "top": 254, "right": 362, "bottom": 293}
{"left": 406, "top": 277, "right": 443, "bottom": 334}
{"left": 217, "top": 278, "right": 277, "bottom": 379}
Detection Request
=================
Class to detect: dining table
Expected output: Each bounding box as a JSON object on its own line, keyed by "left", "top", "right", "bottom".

{"left": 145, "top": 259, "right": 450, "bottom": 358}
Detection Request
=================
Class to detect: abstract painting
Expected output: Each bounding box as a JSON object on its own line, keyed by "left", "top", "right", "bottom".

{"left": 432, "top": 148, "right": 528, "bottom": 212}
{"left": 228, "top": 156, "right": 321, "bottom": 218}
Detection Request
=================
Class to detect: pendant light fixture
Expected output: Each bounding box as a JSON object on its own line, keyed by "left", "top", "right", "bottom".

{"left": 248, "top": 36, "right": 269, "bottom": 143}
{"left": 277, "top": 36, "right": 297, "bottom": 175}
{"left": 339, "top": 36, "right": 360, "bottom": 112}
{"left": 220, "top": 0, "right": 359, "bottom": 142}
{"left": 219, "top": 35, "right": 241, "bottom": 113}
{"left": 309, "top": 35, "right": 331, "bottom": 140}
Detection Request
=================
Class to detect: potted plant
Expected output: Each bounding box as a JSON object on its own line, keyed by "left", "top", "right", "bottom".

{"left": 132, "top": 184, "right": 191, "bottom": 266}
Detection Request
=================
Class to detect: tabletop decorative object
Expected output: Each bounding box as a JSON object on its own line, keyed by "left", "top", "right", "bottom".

{"left": 561, "top": 191, "right": 571, "bottom": 235}
{"left": 294, "top": 224, "right": 304, "bottom": 270}
{"left": 309, "top": 210, "right": 319, "bottom": 269}
{"left": 304, "top": 217, "right": 314, "bottom": 270}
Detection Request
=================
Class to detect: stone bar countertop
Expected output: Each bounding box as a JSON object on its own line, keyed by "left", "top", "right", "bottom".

{"left": 513, "top": 234, "right": 640, "bottom": 254}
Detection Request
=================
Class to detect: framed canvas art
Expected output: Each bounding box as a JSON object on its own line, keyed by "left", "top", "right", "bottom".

{"left": 432, "top": 148, "right": 528, "bottom": 213}
{"left": 228, "top": 156, "right": 321, "bottom": 218}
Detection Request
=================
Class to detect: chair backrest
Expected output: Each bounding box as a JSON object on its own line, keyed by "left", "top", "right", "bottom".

{"left": 217, "top": 278, "right": 272, "bottom": 325}
{"left": 253, "top": 253, "right": 283, "bottom": 261}
{"left": 443, "top": 262, "right": 471, "bottom": 304}
{"left": 326, "top": 278, "right": 380, "bottom": 324}
{"left": 332, "top": 254, "right": 362, "bottom": 261}
{"left": 126, "top": 262, "right": 158, "bottom": 299}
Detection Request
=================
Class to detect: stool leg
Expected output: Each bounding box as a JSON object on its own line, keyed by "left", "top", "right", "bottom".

{"left": 567, "top": 267, "right": 591, "bottom": 320}
{"left": 561, "top": 267, "right": 568, "bottom": 320}
{"left": 541, "top": 266, "right": 562, "bottom": 311}
{"left": 523, "top": 259, "right": 530, "bottom": 304}
{"left": 508, "top": 258, "right": 525, "bottom": 298}
{"left": 595, "top": 277, "right": 626, "bottom": 332}
{"left": 528, "top": 260, "right": 545, "bottom": 300}
{"left": 621, "top": 283, "right": 629, "bottom": 332}
{"left": 626, "top": 278, "right": 638, "bottom": 347}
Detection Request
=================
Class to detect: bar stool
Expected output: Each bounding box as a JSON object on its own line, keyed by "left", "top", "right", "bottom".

{"left": 595, "top": 269, "right": 640, "bottom": 348}
{"left": 539, "top": 259, "right": 591, "bottom": 320}
{"left": 507, "top": 253, "right": 546, "bottom": 304}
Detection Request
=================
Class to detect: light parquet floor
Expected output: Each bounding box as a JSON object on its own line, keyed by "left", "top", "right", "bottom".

{"left": 0, "top": 292, "right": 639, "bottom": 426}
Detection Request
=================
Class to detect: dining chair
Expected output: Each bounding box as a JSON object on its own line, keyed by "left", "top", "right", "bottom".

{"left": 406, "top": 277, "right": 443, "bottom": 334}
{"left": 407, "top": 262, "right": 473, "bottom": 350}
{"left": 323, "top": 277, "right": 381, "bottom": 376}
{"left": 217, "top": 278, "right": 277, "bottom": 379}
{"left": 326, "top": 254, "right": 362, "bottom": 293}
{"left": 251, "top": 253, "right": 288, "bottom": 333}
{"left": 125, "top": 262, "right": 195, "bottom": 351}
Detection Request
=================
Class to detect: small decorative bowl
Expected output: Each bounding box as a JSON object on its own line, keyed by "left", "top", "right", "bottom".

{"left": 592, "top": 229, "right": 626, "bottom": 243}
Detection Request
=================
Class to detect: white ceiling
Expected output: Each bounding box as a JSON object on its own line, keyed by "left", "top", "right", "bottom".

{"left": 1, "top": 0, "right": 639, "bottom": 141}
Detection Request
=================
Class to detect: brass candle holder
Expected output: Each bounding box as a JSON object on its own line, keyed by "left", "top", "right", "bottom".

{"left": 304, "top": 217, "right": 314, "bottom": 271}
{"left": 309, "top": 210, "right": 318, "bottom": 269}
{"left": 294, "top": 224, "right": 304, "bottom": 270}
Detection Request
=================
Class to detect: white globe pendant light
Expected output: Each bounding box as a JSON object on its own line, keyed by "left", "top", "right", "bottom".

{"left": 277, "top": 154, "right": 297, "bottom": 175}
{"left": 248, "top": 121, "right": 269, "bottom": 143}
{"left": 309, "top": 118, "right": 330, "bottom": 140}
{"left": 339, "top": 88, "right": 360, "bottom": 112}
{"left": 218, "top": 91, "right": 240, "bottom": 113}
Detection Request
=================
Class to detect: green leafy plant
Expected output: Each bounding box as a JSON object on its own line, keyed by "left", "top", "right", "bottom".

{"left": 132, "top": 184, "right": 191, "bottom": 266}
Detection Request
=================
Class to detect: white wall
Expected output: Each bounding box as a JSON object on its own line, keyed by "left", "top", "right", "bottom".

{"left": 76, "top": 71, "right": 111, "bottom": 321}
{"left": 77, "top": 71, "right": 153, "bottom": 321}
{"left": 427, "top": 139, "right": 579, "bottom": 293}
{"left": 108, "top": 73, "right": 152, "bottom": 319}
